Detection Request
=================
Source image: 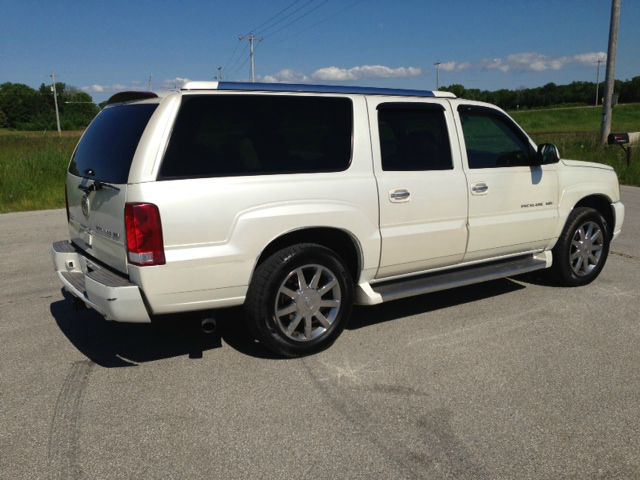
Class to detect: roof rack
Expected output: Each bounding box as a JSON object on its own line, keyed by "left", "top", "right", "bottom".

{"left": 181, "top": 81, "right": 456, "bottom": 99}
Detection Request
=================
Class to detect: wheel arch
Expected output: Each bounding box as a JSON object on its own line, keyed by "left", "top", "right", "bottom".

{"left": 253, "top": 227, "right": 363, "bottom": 282}
{"left": 573, "top": 194, "right": 615, "bottom": 239}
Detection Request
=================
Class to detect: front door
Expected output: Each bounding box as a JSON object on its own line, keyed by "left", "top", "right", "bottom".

{"left": 454, "top": 104, "right": 559, "bottom": 262}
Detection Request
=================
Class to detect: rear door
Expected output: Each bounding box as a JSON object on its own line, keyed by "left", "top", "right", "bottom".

{"left": 367, "top": 97, "right": 468, "bottom": 278}
{"left": 66, "top": 102, "right": 158, "bottom": 273}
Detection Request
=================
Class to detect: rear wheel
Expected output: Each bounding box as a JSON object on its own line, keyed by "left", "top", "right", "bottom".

{"left": 244, "top": 244, "right": 353, "bottom": 357}
{"left": 549, "top": 207, "right": 610, "bottom": 286}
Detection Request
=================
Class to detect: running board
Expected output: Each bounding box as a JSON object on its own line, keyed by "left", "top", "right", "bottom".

{"left": 372, "top": 254, "right": 547, "bottom": 302}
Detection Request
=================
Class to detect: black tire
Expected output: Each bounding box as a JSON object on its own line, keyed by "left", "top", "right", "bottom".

{"left": 549, "top": 207, "right": 610, "bottom": 286}
{"left": 244, "top": 243, "right": 354, "bottom": 357}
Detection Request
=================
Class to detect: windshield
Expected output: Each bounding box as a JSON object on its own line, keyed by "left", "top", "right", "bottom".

{"left": 69, "top": 103, "right": 157, "bottom": 183}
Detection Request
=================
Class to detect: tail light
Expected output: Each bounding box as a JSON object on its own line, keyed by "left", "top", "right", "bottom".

{"left": 125, "top": 203, "right": 166, "bottom": 266}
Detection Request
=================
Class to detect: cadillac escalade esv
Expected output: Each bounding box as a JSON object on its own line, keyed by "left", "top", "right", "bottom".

{"left": 51, "top": 81, "right": 625, "bottom": 356}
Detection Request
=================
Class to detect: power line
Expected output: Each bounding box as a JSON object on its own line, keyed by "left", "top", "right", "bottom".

{"left": 256, "top": 0, "right": 316, "bottom": 36}
{"left": 262, "top": 0, "right": 329, "bottom": 40}
{"left": 249, "top": 0, "right": 303, "bottom": 34}
{"left": 223, "top": 38, "right": 243, "bottom": 72}
{"left": 270, "top": 0, "right": 364, "bottom": 45}
{"left": 227, "top": 41, "right": 250, "bottom": 75}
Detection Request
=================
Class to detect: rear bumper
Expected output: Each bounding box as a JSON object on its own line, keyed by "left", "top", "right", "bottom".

{"left": 51, "top": 240, "right": 151, "bottom": 323}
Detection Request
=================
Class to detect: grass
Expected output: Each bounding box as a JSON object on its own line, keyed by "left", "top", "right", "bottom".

{"left": 0, "top": 103, "right": 639, "bottom": 213}
{"left": 509, "top": 103, "right": 640, "bottom": 186}
{"left": 510, "top": 103, "right": 640, "bottom": 134}
{"left": 0, "top": 131, "right": 80, "bottom": 213}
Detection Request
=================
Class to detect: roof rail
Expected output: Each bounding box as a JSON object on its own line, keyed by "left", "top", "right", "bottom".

{"left": 181, "top": 81, "right": 456, "bottom": 99}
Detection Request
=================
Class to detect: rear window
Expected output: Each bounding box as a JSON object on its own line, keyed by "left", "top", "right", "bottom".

{"left": 158, "top": 95, "right": 353, "bottom": 179}
{"left": 69, "top": 103, "right": 157, "bottom": 183}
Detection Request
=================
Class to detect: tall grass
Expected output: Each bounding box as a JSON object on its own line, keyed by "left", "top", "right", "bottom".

{"left": 0, "top": 132, "right": 79, "bottom": 213}
{"left": 531, "top": 132, "right": 640, "bottom": 186}
{"left": 510, "top": 103, "right": 640, "bottom": 134}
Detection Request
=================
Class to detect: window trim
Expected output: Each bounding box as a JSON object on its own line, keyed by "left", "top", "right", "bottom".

{"left": 377, "top": 101, "right": 453, "bottom": 172}
{"left": 156, "top": 93, "right": 355, "bottom": 180}
{"left": 457, "top": 104, "right": 537, "bottom": 169}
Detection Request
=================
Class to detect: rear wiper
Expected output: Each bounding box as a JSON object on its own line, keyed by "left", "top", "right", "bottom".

{"left": 78, "top": 179, "right": 121, "bottom": 193}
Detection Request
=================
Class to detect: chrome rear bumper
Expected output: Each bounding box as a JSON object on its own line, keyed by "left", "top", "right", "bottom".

{"left": 51, "top": 241, "right": 151, "bottom": 323}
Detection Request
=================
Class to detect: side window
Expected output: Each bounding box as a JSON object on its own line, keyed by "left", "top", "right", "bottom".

{"left": 159, "top": 95, "right": 352, "bottom": 179}
{"left": 377, "top": 103, "right": 453, "bottom": 171}
{"left": 459, "top": 106, "right": 534, "bottom": 168}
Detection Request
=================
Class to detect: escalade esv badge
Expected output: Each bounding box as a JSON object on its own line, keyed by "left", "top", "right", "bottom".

{"left": 81, "top": 193, "right": 90, "bottom": 218}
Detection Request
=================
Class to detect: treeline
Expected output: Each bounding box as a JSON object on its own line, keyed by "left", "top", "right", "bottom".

{"left": 0, "top": 82, "right": 99, "bottom": 131}
{"left": 442, "top": 76, "right": 640, "bottom": 110}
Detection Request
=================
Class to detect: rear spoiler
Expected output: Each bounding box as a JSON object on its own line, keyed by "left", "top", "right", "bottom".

{"left": 105, "top": 91, "right": 158, "bottom": 106}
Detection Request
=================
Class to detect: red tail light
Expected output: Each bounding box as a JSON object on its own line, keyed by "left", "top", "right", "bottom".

{"left": 125, "top": 203, "right": 166, "bottom": 266}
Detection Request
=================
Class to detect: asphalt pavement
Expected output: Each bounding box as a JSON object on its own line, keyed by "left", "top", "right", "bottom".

{"left": 1, "top": 186, "right": 639, "bottom": 480}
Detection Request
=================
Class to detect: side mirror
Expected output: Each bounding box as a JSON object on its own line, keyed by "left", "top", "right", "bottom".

{"left": 536, "top": 143, "right": 560, "bottom": 165}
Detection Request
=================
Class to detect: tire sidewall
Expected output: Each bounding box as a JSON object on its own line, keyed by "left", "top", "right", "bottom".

{"left": 554, "top": 207, "right": 610, "bottom": 286}
{"left": 247, "top": 244, "right": 354, "bottom": 356}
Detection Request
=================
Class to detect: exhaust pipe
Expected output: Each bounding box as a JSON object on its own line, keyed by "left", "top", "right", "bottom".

{"left": 201, "top": 317, "right": 217, "bottom": 334}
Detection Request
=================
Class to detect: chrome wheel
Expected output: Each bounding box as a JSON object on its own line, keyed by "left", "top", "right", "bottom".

{"left": 569, "top": 221, "right": 604, "bottom": 277}
{"left": 274, "top": 264, "right": 342, "bottom": 342}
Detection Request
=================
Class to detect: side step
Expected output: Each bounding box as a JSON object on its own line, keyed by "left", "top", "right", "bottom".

{"left": 372, "top": 254, "right": 547, "bottom": 302}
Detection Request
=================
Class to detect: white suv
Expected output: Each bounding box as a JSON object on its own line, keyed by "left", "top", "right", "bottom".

{"left": 52, "top": 81, "right": 625, "bottom": 356}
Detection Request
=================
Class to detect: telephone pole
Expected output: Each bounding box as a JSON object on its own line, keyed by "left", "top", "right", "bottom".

{"left": 240, "top": 34, "right": 261, "bottom": 82}
{"left": 600, "top": 0, "right": 621, "bottom": 145}
{"left": 595, "top": 57, "right": 603, "bottom": 106}
{"left": 50, "top": 71, "right": 61, "bottom": 136}
{"left": 433, "top": 62, "right": 441, "bottom": 90}
{"left": 216, "top": 66, "right": 224, "bottom": 81}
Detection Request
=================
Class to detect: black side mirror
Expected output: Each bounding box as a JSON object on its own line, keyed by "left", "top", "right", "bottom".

{"left": 536, "top": 143, "right": 560, "bottom": 165}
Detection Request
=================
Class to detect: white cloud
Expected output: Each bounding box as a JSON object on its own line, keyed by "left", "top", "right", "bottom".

{"left": 440, "top": 51, "right": 607, "bottom": 74}
{"left": 312, "top": 65, "right": 421, "bottom": 81}
{"left": 162, "top": 77, "right": 191, "bottom": 88}
{"left": 263, "top": 69, "right": 310, "bottom": 83}
{"left": 82, "top": 84, "right": 106, "bottom": 93}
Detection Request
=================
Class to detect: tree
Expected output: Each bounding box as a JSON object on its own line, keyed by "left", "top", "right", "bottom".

{"left": 0, "top": 83, "right": 42, "bottom": 128}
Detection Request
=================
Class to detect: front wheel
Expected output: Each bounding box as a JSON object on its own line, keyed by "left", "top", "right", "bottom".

{"left": 244, "top": 244, "right": 354, "bottom": 357}
{"left": 549, "top": 207, "right": 610, "bottom": 286}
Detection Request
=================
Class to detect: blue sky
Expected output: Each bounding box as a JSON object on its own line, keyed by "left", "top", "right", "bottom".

{"left": 1, "top": 0, "right": 639, "bottom": 102}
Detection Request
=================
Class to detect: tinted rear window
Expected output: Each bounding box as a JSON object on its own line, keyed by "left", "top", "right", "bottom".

{"left": 158, "top": 95, "right": 353, "bottom": 179}
{"left": 69, "top": 103, "right": 157, "bottom": 183}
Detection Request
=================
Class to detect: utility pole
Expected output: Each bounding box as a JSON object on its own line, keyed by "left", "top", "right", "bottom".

{"left": 433, "top": 62, "right": 441, "bottom": 90}
{"left": 600, "top": 0, "right": 621, "bottom": 145}
{"left": 50, "top": 71, "right": 61, "bottom": 136}
{"left": 595, "top": 57, "right": 604, "bottom": 106}
{"left": 216, "top": 66, "right": 224, "bottom": 81}
{"left": 147, "top": 75, "right": 153, "bottom": 91}
{"left": 240, "top": 34, "right": 261, "bottom": 82}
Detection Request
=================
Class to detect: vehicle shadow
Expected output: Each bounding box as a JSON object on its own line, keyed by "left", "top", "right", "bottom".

{"left": 50, "top": 289, "right": 278, "bottom": 367}
{"left": 348, "top": 278, "right": 525, "bottom": 330}
{"left": 51, "top": 278, "right": 525, "bottom": 366}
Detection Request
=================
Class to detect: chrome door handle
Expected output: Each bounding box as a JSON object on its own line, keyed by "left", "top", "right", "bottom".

{"left": 471, "top": 183, "right": 488, "bottom": 194}
{"left": 389, "top": 189, "right": 411, "bottom": 202}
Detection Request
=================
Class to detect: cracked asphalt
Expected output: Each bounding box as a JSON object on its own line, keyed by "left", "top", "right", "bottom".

{"left": 1, "top": 186, "right": 639, "bottom": 479}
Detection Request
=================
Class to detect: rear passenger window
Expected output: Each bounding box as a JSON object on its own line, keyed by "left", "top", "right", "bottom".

{"left": 377, "top": 103, "right": 453, "bottom": 171}
{"left": 159, "top": 95, "right": 352, "bottom": 179}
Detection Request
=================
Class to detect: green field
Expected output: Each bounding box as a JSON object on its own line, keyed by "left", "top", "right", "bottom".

{"left": 0, "top": 132, "right": 80, "bottom": 213}
{"left": 0, "top": 104, "right": 639, "bottom": 213}
{"left": 510, "top": 104, "right": 640, "bottom": 186}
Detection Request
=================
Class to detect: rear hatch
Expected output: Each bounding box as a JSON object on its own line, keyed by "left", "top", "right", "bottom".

{"left": 67, "top": 102, "right": 158, "bottom": 274}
